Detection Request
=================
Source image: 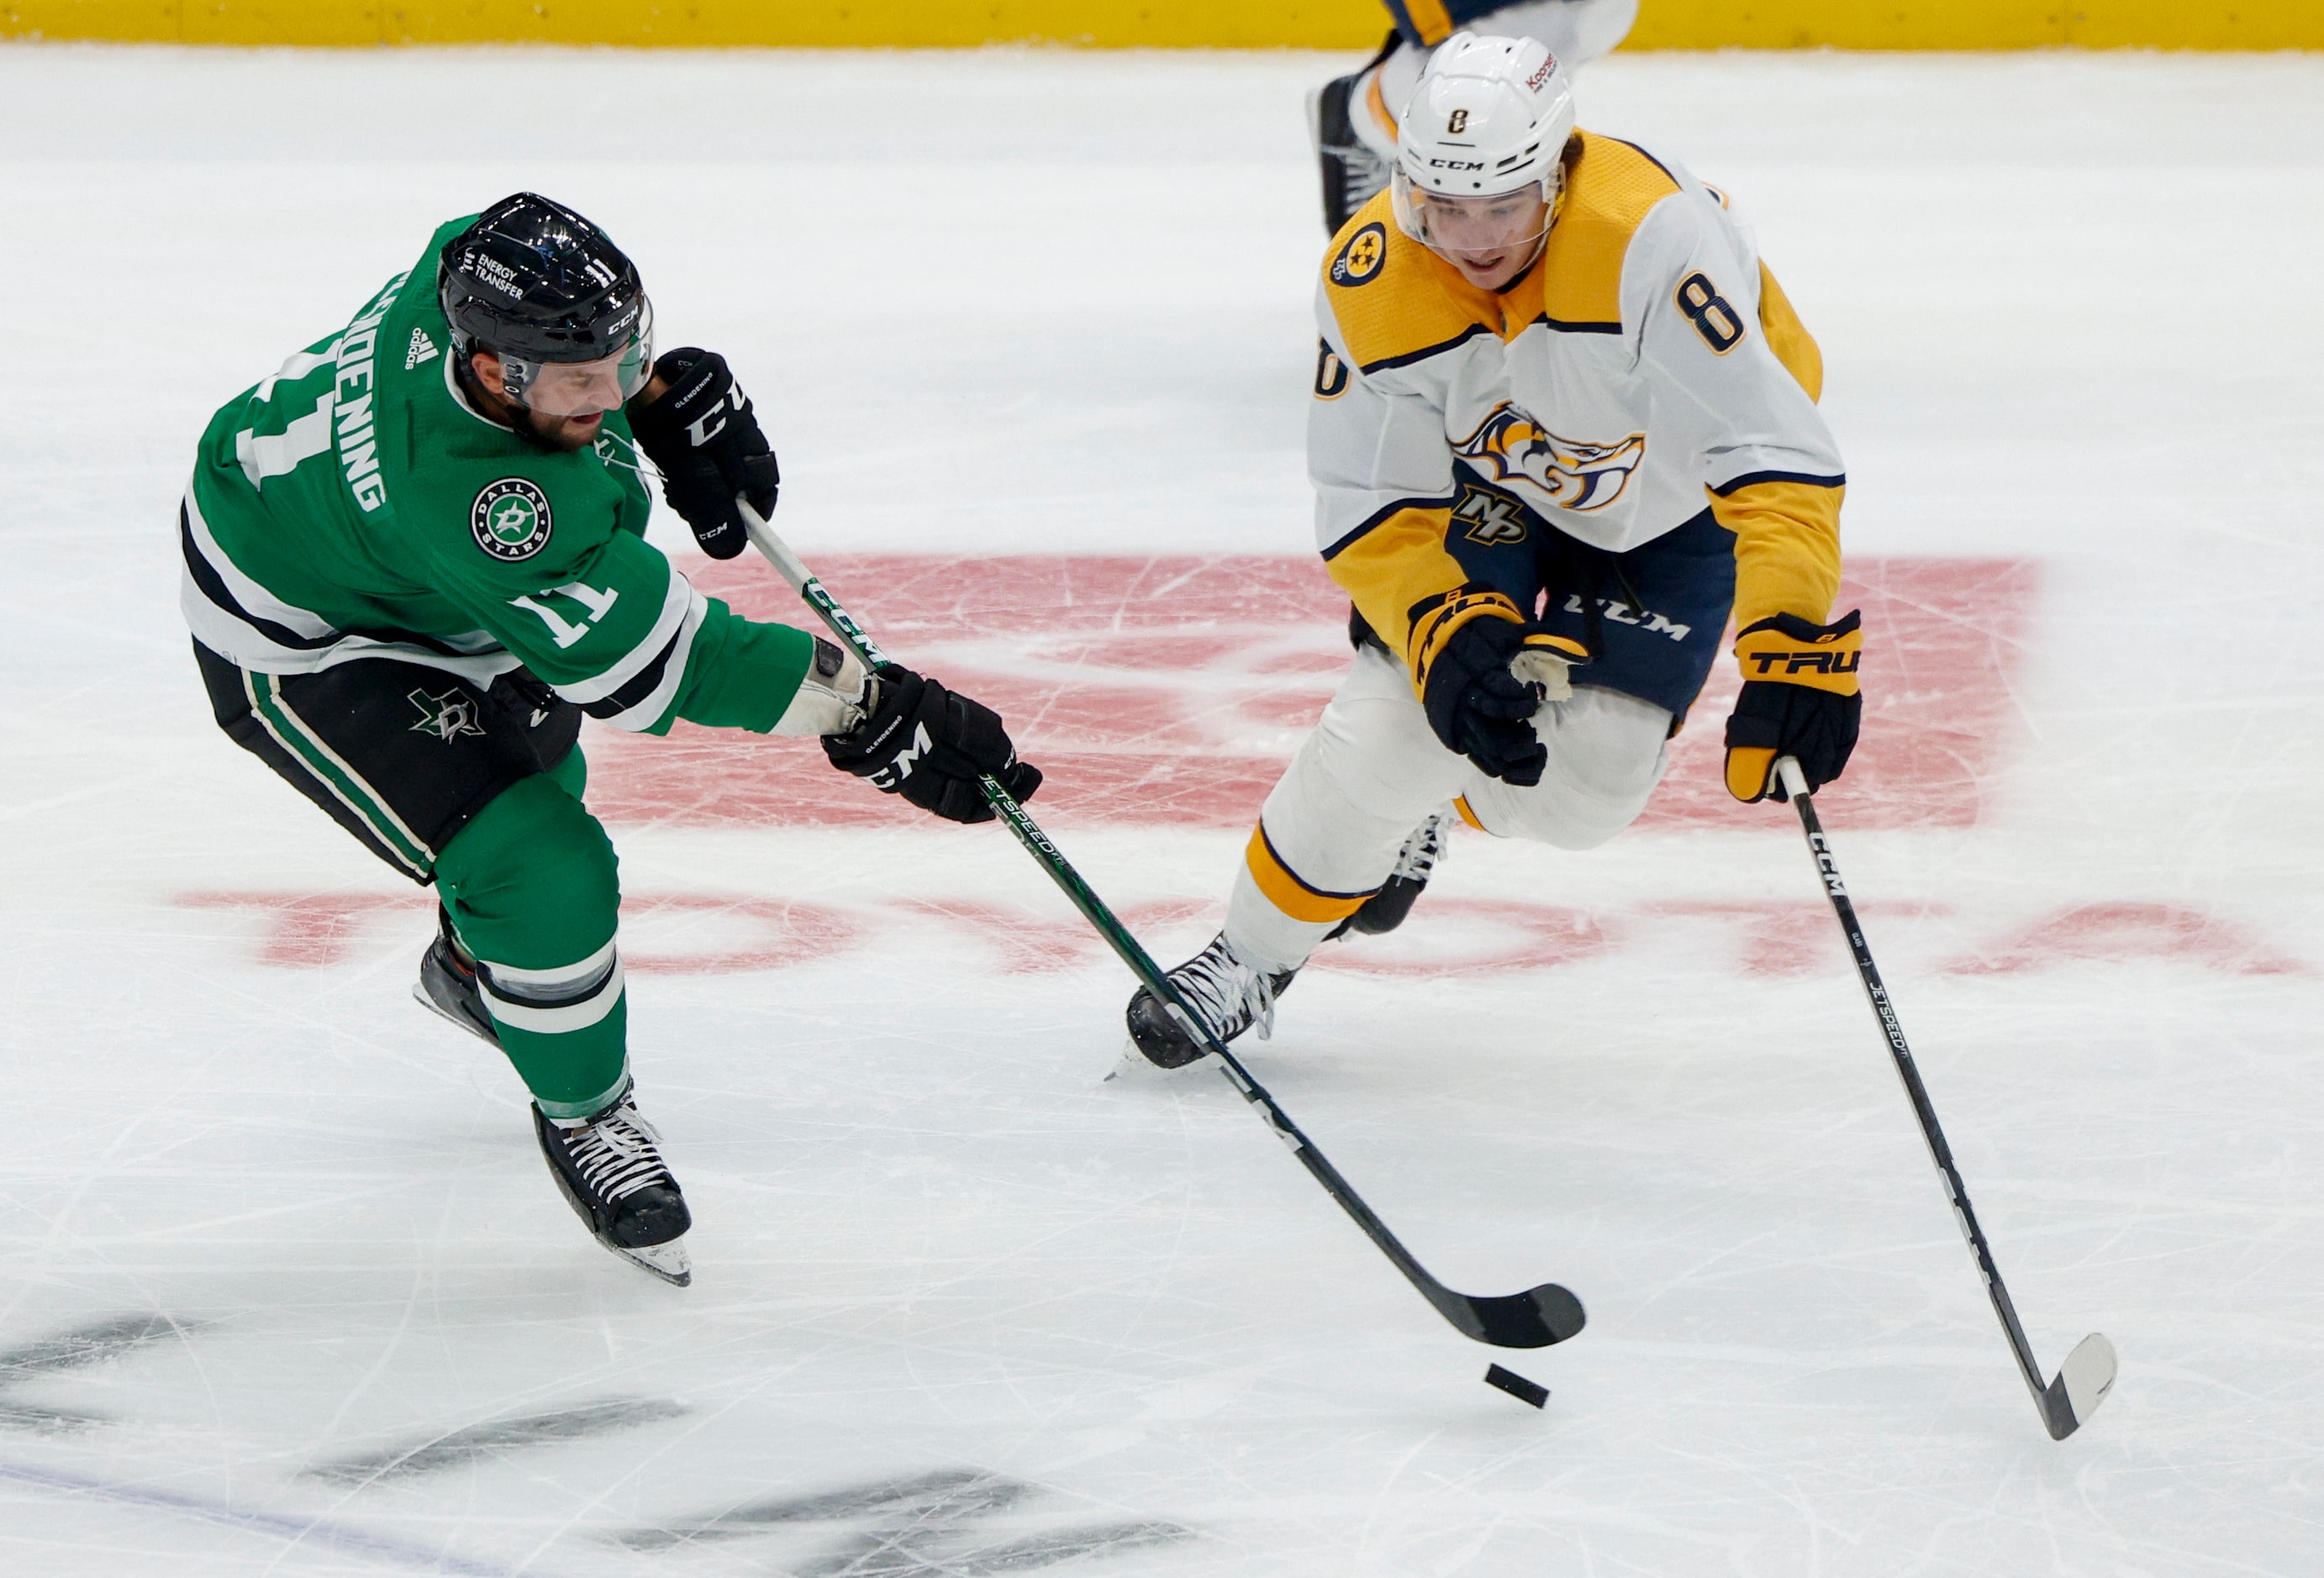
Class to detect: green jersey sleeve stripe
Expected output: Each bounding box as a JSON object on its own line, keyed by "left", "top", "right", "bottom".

{"left": 551, "top": 573, "right": 698, "bottom": 705}
{"left": 578, "top": 591, "right": 709, "bottom": 734}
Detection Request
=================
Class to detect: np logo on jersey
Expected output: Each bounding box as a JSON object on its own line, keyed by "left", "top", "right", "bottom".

{"left": 1331, "top": 223, "right": 1388, "bottom": 288}
{"left": 1455, "top": 402, "right": 1646, "bottom": 513}
{"left": 1453, "top": 484, "right": 1529, "bottom": 545}
{"left": 471, "top": 477, "right": 554, "bottom": 561}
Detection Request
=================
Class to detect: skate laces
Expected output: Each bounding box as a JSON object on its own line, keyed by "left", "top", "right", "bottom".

{"left": 1392, "top": 809, "right": 1452, "bottom": 884}
{"left": 557, "top": 1102, "right": 674, "bottom": 1203}
{"left": 1171, "top": 936, "right": 1279, "bottom": 1044}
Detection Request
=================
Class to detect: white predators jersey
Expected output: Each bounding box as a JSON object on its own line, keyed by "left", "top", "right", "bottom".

{"left": 1309, "top": 130, "right": 1845, "bottom": 686}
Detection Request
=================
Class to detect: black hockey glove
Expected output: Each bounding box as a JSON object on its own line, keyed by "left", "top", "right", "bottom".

{"left": 626, "top": 348, "right": 779, "bottom": 560}
{"left": 822, "top": 663, "right": 1043, "bottom": 825}
{"left": 1723, "top": 609, "right": 1863, "bottom": 802}
{"left": 1420, "top": 614, "right": 1589, "bottom": 786}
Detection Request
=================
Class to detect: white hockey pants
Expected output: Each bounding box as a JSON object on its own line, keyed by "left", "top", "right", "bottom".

{"left": 1225, "top": 645, "right": 1671, "bottom": 974}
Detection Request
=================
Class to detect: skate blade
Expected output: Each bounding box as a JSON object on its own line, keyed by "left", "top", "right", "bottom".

{"left": 1103, "top": 1039, "right": 1210, "bottom": 1086}
{"left": 410, "top": 981, "right": 498, "bottom": 1047}
{"left": 603, "top": 1235, "right": 692, "bottom": 1287}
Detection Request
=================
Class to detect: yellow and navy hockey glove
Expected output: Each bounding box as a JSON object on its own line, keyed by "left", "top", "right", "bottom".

{"left": 1723, "top": 609, "right": 1862, "bottom": 802}
{"left": 1412, "top": 592, "right": 1590, "bottom": 786}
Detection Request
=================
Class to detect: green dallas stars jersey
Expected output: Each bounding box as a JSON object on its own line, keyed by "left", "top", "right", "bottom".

{"left": 181, "top": 214, "right": 812, "bottom": 734}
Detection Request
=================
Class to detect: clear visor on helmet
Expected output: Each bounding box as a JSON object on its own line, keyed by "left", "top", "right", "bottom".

{"left": 500, "top": 296, "right": 656, "bottom": 418}
{"left": 1390, "top": 171, "right": 1554, "bottom": 261}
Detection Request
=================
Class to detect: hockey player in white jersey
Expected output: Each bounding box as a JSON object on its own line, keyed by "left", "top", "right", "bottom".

{"left": 1312, "top": 0, "right": 1639, "bottom": 232}
{"left": 1128, "top": 34, "right": 1861, "bottom": 1067}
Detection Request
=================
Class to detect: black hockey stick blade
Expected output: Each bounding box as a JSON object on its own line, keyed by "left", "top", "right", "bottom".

{"left": 1432, "top": 1281, "right": 1587, "bottom": 1349}
{"left": 2038, "top": 1333, "right": 2118, "bottom": 1440}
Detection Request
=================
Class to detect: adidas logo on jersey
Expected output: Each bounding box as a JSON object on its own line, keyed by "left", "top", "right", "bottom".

{"left": 404, "top": 327, "right": 440, "bottom": 371}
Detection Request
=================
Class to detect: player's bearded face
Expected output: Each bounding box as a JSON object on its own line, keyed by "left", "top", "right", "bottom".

{"left": 517, "top": 354, "right": 635, "bottom": 448}
{"left": 1408, "top": 187, "right": 1552, "bottom": 289}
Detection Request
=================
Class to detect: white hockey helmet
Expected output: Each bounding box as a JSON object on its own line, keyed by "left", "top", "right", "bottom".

{"left": 1391, "top": 32, "right": 1577, "bottom": 260}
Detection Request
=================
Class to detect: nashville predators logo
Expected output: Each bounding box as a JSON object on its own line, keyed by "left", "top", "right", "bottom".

{"left": 1454, "top": 403, "right": 1646, "bottom": 513}
{"left": 1331, "top": 222, "right": 1388, "bottom": 287}
{"left": 1453, "top": 484, "right": 1530, "bottom": 545}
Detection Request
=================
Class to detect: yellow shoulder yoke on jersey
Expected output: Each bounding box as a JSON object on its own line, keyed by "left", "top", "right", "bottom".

{"left": 1320, "top": 132, "right": 1684, "bottom": 375}
{"left": 1320, "top": 194, "right": 1495, "bottom": 377}
{"left": 1532, "top": 131, "right": 1684, "bottom": 334}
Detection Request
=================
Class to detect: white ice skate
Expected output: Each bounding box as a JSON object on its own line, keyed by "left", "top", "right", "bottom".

{"left": 1118, "top": 932, "right": 1298, "bottom": 1074}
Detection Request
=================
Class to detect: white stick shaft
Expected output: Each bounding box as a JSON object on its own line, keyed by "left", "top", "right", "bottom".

{"left": 733, "top": 497, "right": 890, "bottom": 668}
{"left": 1775, "top": 755, "right": 1810, "bottom": 800}
{"left": 737, "top": 498, "right": 812, "bottom": 593}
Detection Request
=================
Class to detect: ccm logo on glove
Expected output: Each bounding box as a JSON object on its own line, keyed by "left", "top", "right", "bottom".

{"left": 627, "top": 347, "right": 780, "bottom": 560}
{"left": 822, "top": 662, "right": 1043, "bottom": 825}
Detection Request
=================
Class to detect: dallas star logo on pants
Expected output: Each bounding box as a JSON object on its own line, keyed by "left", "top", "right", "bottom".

{"left": 408, "top": 687, "right": 485, "bottom": 743}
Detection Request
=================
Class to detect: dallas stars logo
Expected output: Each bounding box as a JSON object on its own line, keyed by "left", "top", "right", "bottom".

{"left": 491, "top": 497, "right": 534, "bottom": 539}
{"left": 407, "top": 687, "right": 485, "bottom": 743}
{"left": 470, "top": 476, "right": 554, "bottom": 561}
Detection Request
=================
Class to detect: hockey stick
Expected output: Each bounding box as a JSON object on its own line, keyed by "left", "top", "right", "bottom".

{"left": 737, "top": 502, "right": 1584, "bottom": 1349}
{"left": 1773, "top": 755, "right": 2116, "bottom": 1438}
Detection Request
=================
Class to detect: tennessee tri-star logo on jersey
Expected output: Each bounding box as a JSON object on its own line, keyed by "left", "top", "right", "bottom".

{"left": 471, "top": 477, "right": 554, "bottom": 561}
{"left": 1331, "top": 223, "right": 1388, "bottom": 287}
{"left": 1455, "top": 402, "right": 1647, "bottom": 513}
{"left": 405, "top": 686, "right": 485, "bottom": 743}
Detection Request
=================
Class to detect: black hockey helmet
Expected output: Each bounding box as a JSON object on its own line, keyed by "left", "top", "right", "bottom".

{"left": 438, "top": 192, "right": 654, "bottom": 402}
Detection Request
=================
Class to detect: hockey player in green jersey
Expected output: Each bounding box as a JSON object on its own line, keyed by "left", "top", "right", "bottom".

{"left": 183, "top": 193, "right": 1041, "bottom": 1286}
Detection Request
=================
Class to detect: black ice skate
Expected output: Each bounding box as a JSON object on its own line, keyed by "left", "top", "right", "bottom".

{"left": 414, "top": 906, "right": 498, "bottom": 1046}
{"left": 1308, "top": 41, "right": 1397, "bottom": 235}
{"left": 1330, "top": 807, "right": 1452, "bottom": 941}
{"left": 1124, "top": 932, "right": 1298, "bottom": 1070}
{"left": 533, "top": 1082, "right": 693, "bottom": 1286}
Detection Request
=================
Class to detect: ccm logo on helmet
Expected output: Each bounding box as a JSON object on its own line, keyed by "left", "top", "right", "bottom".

{"left": 1428, "top": 158, "right": 1485, "bottom": 171}
{"left": 1747, "top": 650, "right": 1861, "bottom": 676}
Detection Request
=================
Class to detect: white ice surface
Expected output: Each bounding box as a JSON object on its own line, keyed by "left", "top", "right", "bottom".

{"left": 4, "top": 42, "right": 2324, "bottom": 1577}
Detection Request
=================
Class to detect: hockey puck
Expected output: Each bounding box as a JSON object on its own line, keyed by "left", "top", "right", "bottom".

{"left": 1483, "top": 1363, "right": 1548, "bottom": 1409}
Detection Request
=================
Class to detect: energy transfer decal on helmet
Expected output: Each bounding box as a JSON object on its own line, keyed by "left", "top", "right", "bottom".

{"left": 472, "top": 477, "right": 555, "bottom": 561}
{"left": 1331, "top": 223, "right": 1389, "bottom": 287}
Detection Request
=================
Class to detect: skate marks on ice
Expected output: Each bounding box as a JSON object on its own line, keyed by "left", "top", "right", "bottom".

{"left": 0, "top": 1459, "right": 517, "bottom": 1577}
{"left": 176, "top": 886, "right": 2311, "bottom": 982}
{"left": 583, "top": 554, "right": 2038, "bottom": 832}
{"left": 303, "top": 1396, "right": 690, "bottom": 1486}
{"left": 0, "top": 1312, "right": 514, "bottom": 1575}
{"left": 0, "top": 1312, "right": 192, "bottom": 1432}
{"left": 612, "top": 1466, "right": 1192, "bottom": 1576}
{"left": 0, "top": 1312, "right": 1188, "bottom": 1576}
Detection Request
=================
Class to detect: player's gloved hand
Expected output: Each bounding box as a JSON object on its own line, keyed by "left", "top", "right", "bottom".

{"left": 821, "top": 662, "right": 1043, "bottom": 825}
{"left": 626, "top": 348, "right": 779, "bottom": 560}
{"left": 1723, "top": 609, "right": 1863, "bottom": 802}
{"left": 1420, "top": 615, "right": 1588, "bottom": 786}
